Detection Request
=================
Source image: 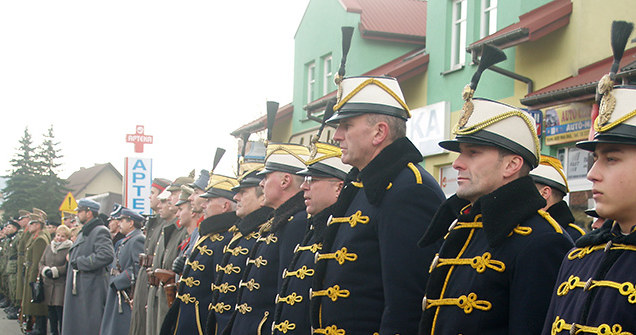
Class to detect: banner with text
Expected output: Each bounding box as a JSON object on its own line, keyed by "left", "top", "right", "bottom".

{"left": 407, "top": 101, "right": 450, "bottom": 157}
{"left": 124, "top": 157, "right": 153, "bottom": 215}
{"left": 544, "top": 102, "right": 592, "bottom": 145}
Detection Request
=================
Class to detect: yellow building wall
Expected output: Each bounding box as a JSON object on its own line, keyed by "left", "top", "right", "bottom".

{"left": 80, "top": 170, "right": 123, "bottom": 198}
{"left": 513, "top": 0, "right": 636, "bottom": 103}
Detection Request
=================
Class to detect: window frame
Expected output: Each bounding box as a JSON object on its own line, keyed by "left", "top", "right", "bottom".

{"left": 450, "top": 0, "right": 468, "bottom": 70}
{"left": 480, "top": 0, "right": 498, "bottom": 38}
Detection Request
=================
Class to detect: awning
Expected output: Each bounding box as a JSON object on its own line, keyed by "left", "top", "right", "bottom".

{"left": 230, "top": 103, "right": 294, "bottom": 137}
{"left": 521, "top": 47, "right": 636, "bottom": 108}
{"left": 467, "top": 0, "right": 572, "bottom": 53}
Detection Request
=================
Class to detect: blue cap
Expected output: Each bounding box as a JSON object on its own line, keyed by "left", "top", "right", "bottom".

{"left": 76, "top": 198, "right": 100, "bottom": 212}
{"left": 190, "top": 169, "right": 210, "bottom": 191}
{"left": 119, "top": 208, "right": 145, "bottom": 223}
{"left": 109, "top": 203, "right": 123, "bottom": 220}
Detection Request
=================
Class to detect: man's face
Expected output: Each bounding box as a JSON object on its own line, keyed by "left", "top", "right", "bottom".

{"left": 77, "top": 209, "right": 90, "bottom": 224}
{"left": 189, "top": 188, "right": 206, "bottom": 213}
{"left": 5, "top": 225, "right": 17, "bottom": 235}
{"left": 177, "top": 202, "right": 194, "bottom": 227}
{"left": 234, "top": 187, "right": 264, "bottom": 218}
{"left": 108, "top": 219, "right": 120, "bottom": 234}
{"left": 18, "top": 216, "right": 30, "bottom": 228}
{"left": 333, "top": 114, "right": 376, "bottom": 169}
{"left": 149, "top": 187, "right": 162, "bottom": 211}
{"left": 27, "top": 221, "right": 40, "bottom": 233}
{"left": 118, "top": 218, "right": 135, "bottom": 235}
{"left": 301, "top": 176, "right": 342, "bottom": 215}
{"left": 587, "top": 143, "right": 636, "bottom": 225}
{"left": 259, "top": 172, "right": 286, "bottom": 209}
{"left": 201, "top": 197, "right": 226, "bottom": 219}
{"left": 158, "top": 200, "right": 177, "bottom": 220}
{"left": 452, "top": 143, "right": 506, "bottom": 204}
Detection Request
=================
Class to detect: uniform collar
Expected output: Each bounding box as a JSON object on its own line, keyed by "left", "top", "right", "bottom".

{"left": 270, "top": 191, "right": 306, "bottom": 232}
{"left": 354, "top": 137, "right": 423, "bottom": 206}
{"left": 199, "top": 211, "right": 238, "bottom": 236}
{"left": 237, "top": 206, "right": 274, "bottom": 236}
{"left": 420, "top": 176, "right": 546, "bottom": 248}
{"left": 546, "top": 200, "right": 575, "bottom": 228}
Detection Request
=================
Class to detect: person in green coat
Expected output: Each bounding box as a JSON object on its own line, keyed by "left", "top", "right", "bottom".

{"left": 21, "top": 211, "right": 51, "bottom": 335}
{"left": 15, "top": 209, "right": 32, "bottom": 313}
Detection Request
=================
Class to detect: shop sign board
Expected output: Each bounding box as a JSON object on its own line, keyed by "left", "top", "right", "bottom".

{"left": 544, "top": 102, "right": 592, "bottom": 145}
{"left": 124, "top": 157, "right": 153, "bottom": 215}
{"left": 407, "top": 101, "right": 449, "bottom": 157}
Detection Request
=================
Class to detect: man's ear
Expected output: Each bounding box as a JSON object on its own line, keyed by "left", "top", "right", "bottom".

{"left": 372, "top": 121, "right": 390, "bottom": 146}
{"left": 502, "top": 155, "right": 524, "bottom": 178}
{"left": 280, "top": 173, "right": 291, "bottom": 190}
{"left": 536, "top": 184, "right": 551, "bottom": 201}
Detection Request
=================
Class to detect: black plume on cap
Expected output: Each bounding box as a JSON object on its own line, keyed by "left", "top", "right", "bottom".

{"left": 610, "top": 20, "right": 634, "bottom": 77}
{"left": 338, "top": 26, "right": 355, "bottom": 78}
{"left": 212, "top": 147, "right": 226, "bottom": 173}
{"left": 470, "top": 44, "right": 507, "bottom": 92}
{"left": 266, "top": 101, "right": 279, "bottom": 142}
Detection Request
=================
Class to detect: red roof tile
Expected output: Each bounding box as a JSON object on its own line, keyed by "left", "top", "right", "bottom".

{"left": 521, "top": 47, "right": 636, "bottom": 108}
{"left": 342, "top": 0, "right": 427, "bottom": 45}
{"left": 468, "top": 0, "right": 572, "bottom": 52}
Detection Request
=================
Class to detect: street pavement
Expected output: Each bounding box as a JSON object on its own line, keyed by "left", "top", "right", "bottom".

{"left": 0, "top": 308, "right": 24, "bottom": 335}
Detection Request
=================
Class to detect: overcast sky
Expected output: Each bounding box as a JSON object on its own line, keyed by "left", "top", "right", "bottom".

{"left": 0, "top": 1, "right": 310, "bottom": 181}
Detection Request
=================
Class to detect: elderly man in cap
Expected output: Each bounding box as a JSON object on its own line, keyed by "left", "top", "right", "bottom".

{"left": 161, "top": 174, "right": 239, "bottom": 335}
{"left": 418, "top": 46, "right": 573, "bottom": 334}
{"left": 62, "top": 198, "right": 115, "bottom": 335}
{"left": 271, "top": 143, "right": 351, "bottom": 335}
{"left": 129, "top": 177, "right": 170, "bottom": 335}
{"left": 311, "top": 76, "right": 445, "bottom": 334}
{"left": 205, "top": 165, "right": 273, "bottom": 335}
{"left": 541, "top": 21, "right": 636, "bottom": 334}
{"left": 14, "top": 209, "right": 33, "bottom": 319}
{"left": 146, "top": 173, "right": 193, "bottom": 335}
{"left": 107, "top": 204, "right": 125, "bottom": 246}
{"left": 531, "top": 155, "right": 586, "bottom": 240}
{"left": 100, "top": 208, "right": 145, "bottom": 335}
{"left": 224, "top": 143, "right": 310, "bottom": 335}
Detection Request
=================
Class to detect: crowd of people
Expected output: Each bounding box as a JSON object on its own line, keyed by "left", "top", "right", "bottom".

{"left": 1, "top": 22, "right": 635, "bottom": 335}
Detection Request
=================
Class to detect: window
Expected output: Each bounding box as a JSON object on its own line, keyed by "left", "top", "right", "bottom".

{"left": 307, "top": 62, "right": 316, "bottom": 103}
{"left": 480, "top": 0, "right": 497, "bottom": 38}
{"left": 451, "top": 0, "right": 467, "bottom": 69}
{"left": 323, "top": 55, "right": 333, "bottom": 95}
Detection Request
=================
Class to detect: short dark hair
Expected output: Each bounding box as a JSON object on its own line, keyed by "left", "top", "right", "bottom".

{"left": 496, "top": 147, "right": 532, "bottom": 176}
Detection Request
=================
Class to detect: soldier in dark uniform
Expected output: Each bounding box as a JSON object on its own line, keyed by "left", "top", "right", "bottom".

{"left": 531, "top": 155, "right": 586, "bottom": 240}
{"left": 100, "top": 208, "right": 145, "bottom": 335}
{"left": 161, "top": 174, "right": 239, "bottom": 335}
{"left": 225, "top": 143, "right": 310, "bottom": 335}
{"left": 541, "top": 20, "right": 636, "bottom": 334}
{"left": 272, "top": 142, "right": 350, "bottom": 334}
{"left": 418, "top": 45, "right": 573, "bottom": 334}
{"left": 129, "top": 177, "right": 170, "bottom": 335}
{"left": 1, "top": 219, "right": 19, "bottom": 314}
{"left": 310, "top": 75, "right": 445, "bottom": 334}
{"left": 205, "top": 165, "right": 273, "bottom": 335}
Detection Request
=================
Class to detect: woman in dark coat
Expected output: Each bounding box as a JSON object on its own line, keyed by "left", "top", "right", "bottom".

{"left": 39, "top": 225, "right": 72, "bottom": 335}
{"left": 22, "top": 212, "right": 51, "bottom": 335}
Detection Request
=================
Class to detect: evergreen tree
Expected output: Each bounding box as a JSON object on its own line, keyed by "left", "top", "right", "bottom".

{"left": 1, "top": 127, "right": 41, "bottom": 220}
{"left": 33, "top": 125, "right": 68, "bottom": 222}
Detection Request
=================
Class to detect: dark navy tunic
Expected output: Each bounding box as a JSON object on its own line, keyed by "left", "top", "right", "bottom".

{"left": 311, "top": 138, "right": 445, "bottom": 335}
{"left": 419, "top": 176, "right": 574, "bottom": 335}
{"left": 225, "top": 192, "right": 307, "bottom": 335}
{"left": 206, "top": 206, "right": 273, "bottom": 335}
{"left": 547, "top": 200, "right": 586, "bottom": 242}
{"left": 542, "top": 220, "right": 636, "bottom": 335}
{"left": 162, "top": 212, "right": 237, "bottom": 335}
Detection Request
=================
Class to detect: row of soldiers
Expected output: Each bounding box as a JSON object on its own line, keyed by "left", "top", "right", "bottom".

{"left": 119, "top": 24, "right": 631, "bottom": 335}
{"left": 4, "top": 21, "right": 635, "bottom": 335}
